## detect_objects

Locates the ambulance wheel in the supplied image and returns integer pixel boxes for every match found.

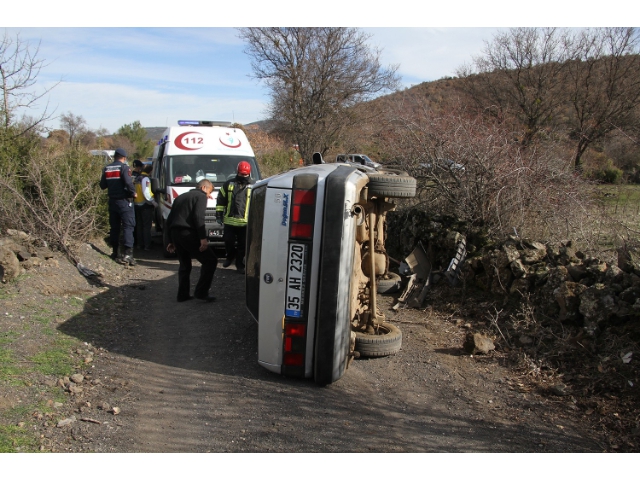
[355,323,402,357]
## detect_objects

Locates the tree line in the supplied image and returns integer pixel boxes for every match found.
[2,27,639,258]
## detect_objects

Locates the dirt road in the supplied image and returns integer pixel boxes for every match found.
[57,245,603,452]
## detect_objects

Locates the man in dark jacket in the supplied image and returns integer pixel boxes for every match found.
[165,179,218,302]
[100,147,137,266]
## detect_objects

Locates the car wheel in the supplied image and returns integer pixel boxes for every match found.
[355,323,402,357]
[367,172,416,198]
[377,272,402,294]
[162,226,176,259]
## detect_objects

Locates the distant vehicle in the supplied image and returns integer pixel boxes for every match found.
[336,153,381,169]
[149,120,261,255]
[90,150,115,163]
[419,159,465,173]
[246,158,417,385]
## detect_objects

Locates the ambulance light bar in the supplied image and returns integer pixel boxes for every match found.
[178,120,233,127]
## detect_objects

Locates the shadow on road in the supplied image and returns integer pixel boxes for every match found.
[57,246,602,452]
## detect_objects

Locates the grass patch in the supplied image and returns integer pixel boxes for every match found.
[598,184,640,218]
[28,336,76,377]
[0,424,38,453]
[0,347,22,377]
[0,331,20,346]
[33,315,52,325]
[68,297,85,308]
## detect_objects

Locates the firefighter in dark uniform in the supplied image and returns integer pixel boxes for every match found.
[100,147,137,266]
[165,179,218,303]
[216,161,252,274]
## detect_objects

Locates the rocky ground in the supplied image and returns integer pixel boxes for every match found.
[0,230,637,453]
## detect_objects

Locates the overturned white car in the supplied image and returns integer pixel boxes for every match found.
[245,156,416,385]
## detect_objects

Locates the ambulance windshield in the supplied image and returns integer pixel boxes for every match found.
[167,155,259,186]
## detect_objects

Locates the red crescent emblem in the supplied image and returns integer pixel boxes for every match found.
[175,132,202,151]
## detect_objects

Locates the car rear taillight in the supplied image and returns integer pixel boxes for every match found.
[289,175,317,241]
[283,321,306,370]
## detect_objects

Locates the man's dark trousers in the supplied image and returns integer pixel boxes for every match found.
[109,198,135,251]
[171,228,218,300]
[223,225,246,269]
[135,204,154,249]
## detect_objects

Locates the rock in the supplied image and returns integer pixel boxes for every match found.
[502,243,521,263]
[68,385,83,395]
[70,374,84,384]
[6,229,29,240]
[558,242,579,265]
[16,250,31,261]
[510,277,531,296]
[554,281,588,323]
[463,332,495,355]
[0,246,20,283]
[605,264,625,284]
[111,406,121,415]
[518,335,534,345]
[619,286,640,304]
[57,416,77,427]
[579,284,618,336]
[46,258,59,268]
[567,264,587,282]
[617,244,640,275]
[98,402,110,411]
[22,257,43,270]
[522,244,547,264]
[550,383,570,396]
[510,259,527,278]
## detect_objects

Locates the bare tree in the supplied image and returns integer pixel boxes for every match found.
[0,147,106,263]
[458,27,640,170]
[60,111,88,146]
[564,27,640,170]
[0,31,56,134]
[238,27,400,163]
[457,27,571,147]
[380,96,593,242]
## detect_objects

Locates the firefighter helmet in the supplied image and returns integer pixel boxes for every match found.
[237,161,251,176]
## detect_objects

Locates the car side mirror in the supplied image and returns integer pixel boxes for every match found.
[312,152,324,164]
[150,178,165,195]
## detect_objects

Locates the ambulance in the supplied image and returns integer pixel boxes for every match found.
[149,120,261,255]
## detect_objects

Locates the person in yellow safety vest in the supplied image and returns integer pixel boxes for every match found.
[133,165,157,251]
[216,161,252,274]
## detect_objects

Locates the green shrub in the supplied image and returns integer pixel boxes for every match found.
[587,163,624,184]
[257,148,300,178]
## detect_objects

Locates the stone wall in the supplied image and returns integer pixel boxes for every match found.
[387,209,640,338]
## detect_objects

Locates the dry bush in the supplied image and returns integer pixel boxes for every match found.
[245,125,300,177]
[379,99,598,245]
[0,144,107,262]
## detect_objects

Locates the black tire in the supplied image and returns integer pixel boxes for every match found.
[162,226,176,258]
[367,172,416,198]
[377,272,402,294]
[355,323,402,357]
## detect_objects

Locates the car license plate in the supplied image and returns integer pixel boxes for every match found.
[285,243,307,318]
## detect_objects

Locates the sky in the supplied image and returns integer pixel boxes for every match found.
[3,2,633,135]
